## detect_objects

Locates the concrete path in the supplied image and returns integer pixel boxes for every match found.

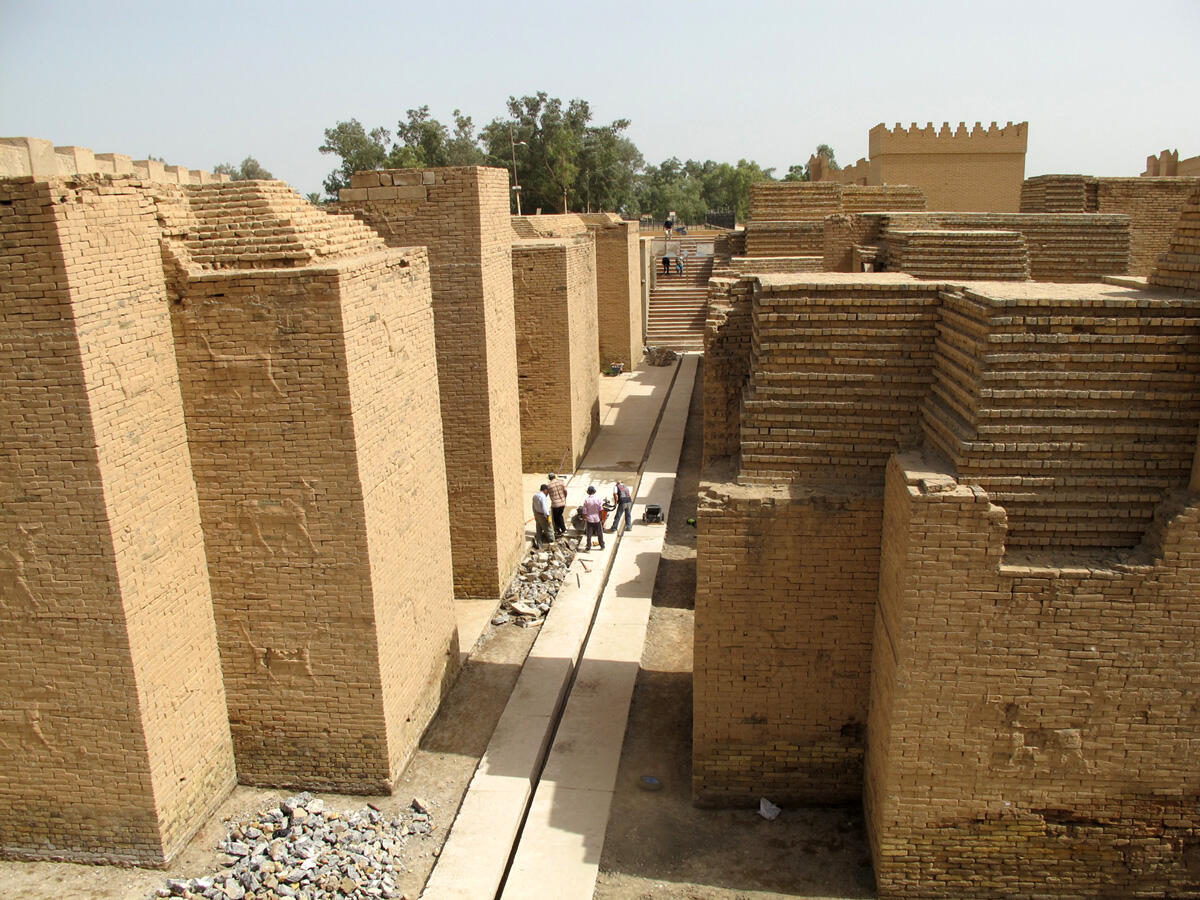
[500,354,697,899]
[423,358,691,900]
[454,363,678,663]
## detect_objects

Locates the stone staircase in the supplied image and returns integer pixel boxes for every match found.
[646,242,713,351]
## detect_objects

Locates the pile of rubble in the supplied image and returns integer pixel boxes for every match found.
[643,346,680,366]
[152,793,434,900]
[492,539,576,627]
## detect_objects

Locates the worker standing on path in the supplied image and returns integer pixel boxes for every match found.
[610,481,633,533]
[547,473,568,538]
[581,486,606,551]
[532,484,553,548]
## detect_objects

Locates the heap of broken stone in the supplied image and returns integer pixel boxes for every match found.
[151,793,434,900]
[493,539,576,627]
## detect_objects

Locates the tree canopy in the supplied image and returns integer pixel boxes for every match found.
[213,156,273,181]
[316,94,840,224]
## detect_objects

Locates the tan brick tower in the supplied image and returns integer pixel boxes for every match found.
[162,180,458,791]
[338,167,525,597]
[0,175,235,864]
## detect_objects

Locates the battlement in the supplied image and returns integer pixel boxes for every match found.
[869,121,1028,156]
[0,136,229,184]
[1143,147,1200,177]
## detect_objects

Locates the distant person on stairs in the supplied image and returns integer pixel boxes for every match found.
[675,253,684,275]
[663,217,673,238]
[662,251,671,276]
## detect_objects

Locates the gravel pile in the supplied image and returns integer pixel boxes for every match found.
[492,539,576,627]
[152,793,434,900]
[643,346,680,366]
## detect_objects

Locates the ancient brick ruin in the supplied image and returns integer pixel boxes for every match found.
[0,143,640,866]
[3,123,1199,898]
[696,182,1200,895]
[816,121,1030,213]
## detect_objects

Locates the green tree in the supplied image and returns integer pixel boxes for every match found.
[481,92,635,214]
[392,106,486,168]
[213,156,273,181]
[318,119,393,197]
[789,143,841,181]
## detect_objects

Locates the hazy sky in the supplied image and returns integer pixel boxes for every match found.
[2,0,1198,198]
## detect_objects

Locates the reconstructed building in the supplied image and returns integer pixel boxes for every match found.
[511,235,600,471]
[161,181,458,792]
[337,167,526,598]
[1,147,473,863]
[0,174,236,864]
[814,122,1029,213]
[1144,148,1200,178]
[1022,173,1200,274]
[696,193,1200,895]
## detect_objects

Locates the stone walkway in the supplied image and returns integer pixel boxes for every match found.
[424,356,698,899]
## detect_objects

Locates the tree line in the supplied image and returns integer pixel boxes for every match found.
[313,93,840,223]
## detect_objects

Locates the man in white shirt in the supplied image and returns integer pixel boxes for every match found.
[532,484,554,548]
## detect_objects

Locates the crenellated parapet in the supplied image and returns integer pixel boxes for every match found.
[0,136,229,184]
[868,120,1028,157]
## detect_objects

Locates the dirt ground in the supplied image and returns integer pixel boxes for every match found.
[594,361,877,900]
[0,357,878,899]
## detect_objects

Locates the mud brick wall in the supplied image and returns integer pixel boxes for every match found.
[581,213,642,370]
[0,176,235,864]
[728,255,823,275]
[739,275,941,486]
[338,167,524,597]
[867,211,1130,281]
[0,135,226,184]
[1150,185,1200,294]
[823,214,882,272]
[868,121,1028,213]
[840,185,926,213]
[743,220,824,257]
[1022,175,1200,274]
[1098,177,1200,274]
[702,277,754,466]
[1144,149,1200,178]
[881,229,1030,281]
[511,237,600,471]
[749,182,844,220]
[867,451,1200,898]
[170,238,456,792]
[748,183,926,222]
[693,482,881,805]
[1020,174,1095,214]
[922,282,1200,549]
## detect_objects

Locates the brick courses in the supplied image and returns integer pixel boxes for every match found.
[338,167,525,598]
[867,122,1028,212]
[511,236,600,471]
[922,281,1200,549]
[165,180,457,791]
[0,176,235,864]
[1149,185,1200,295]
[697,260,1200,894]
[580,213,642,370]
[867,451,1200,897]
[865,211,1131,281]
[1022,174,1200,274]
